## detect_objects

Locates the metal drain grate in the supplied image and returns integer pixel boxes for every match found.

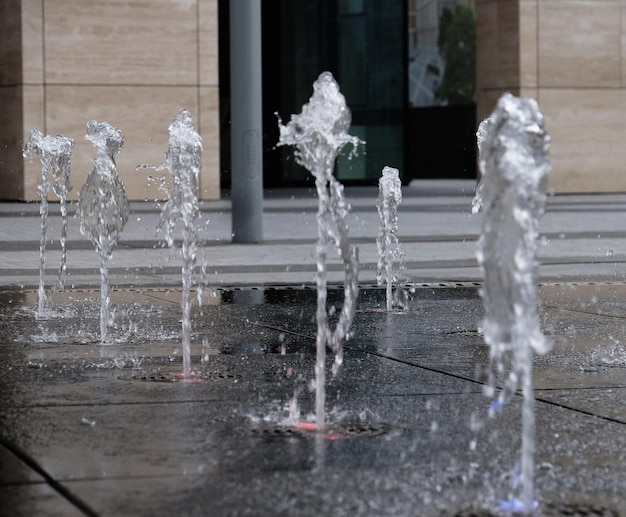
[118,368,242,383]
[447,503,620,517]
[246,426,306,438]
[8,280,626,299]
[543,503,620,517]
[448,511,498,517]
[204,370,243,381]
[244,421,399,440]
[335,422,395,438]
[118,372,180,382]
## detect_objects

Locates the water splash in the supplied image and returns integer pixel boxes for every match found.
[376,166,407,311]
[23,129,75,317]
[277,71,362,431]
[474,93,552,513]
[471,117,491,215]
[156,109,202,379]
[77,120,129,343]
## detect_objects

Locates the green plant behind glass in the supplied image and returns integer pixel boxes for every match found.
[436,5,476,105]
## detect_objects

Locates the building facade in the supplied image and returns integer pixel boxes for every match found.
[476,0,626,193]
[1,0,626,200]
[0,0,220,201]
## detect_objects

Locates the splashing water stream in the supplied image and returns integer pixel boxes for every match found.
[474,93,552,513]
[277,72,362,431]
[156,110,202,379]
[23,130,75,317]
[77,121,129,342]
[471,117,491,216]
[376,166,406,311]
[50,138,74,292]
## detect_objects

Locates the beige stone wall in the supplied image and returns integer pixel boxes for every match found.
[7,1,626,196]
[477,0,626,193]
[0,1,25,200]
[476,0,520,121]
[1,0,220,201]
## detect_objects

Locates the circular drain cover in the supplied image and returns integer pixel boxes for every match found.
[543,503,620,517]
[448,503,619,517]
[247,426,305,438]
[118,372,180,382]
[118,368,242,383]
[204,370,243,381]
[336,422,394,437]
[244,421,400,440]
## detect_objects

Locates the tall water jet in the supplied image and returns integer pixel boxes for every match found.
[471,117,491,215]
[376,166,406,311]
[51,138,74,293]
[277,71,362,431]
[77,121,129,342]
[474,93,552,513]
[23,130,75,316]
[156,109,202,379]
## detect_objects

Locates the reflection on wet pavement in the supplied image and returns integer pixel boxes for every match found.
[0,283,624,516]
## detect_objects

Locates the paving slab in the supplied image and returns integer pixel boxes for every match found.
[0,443,44,484]
[0,284,625,516]
[2,185,626,515]
[0,483,85,517]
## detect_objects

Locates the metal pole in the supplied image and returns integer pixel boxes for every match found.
[229,0,263,243]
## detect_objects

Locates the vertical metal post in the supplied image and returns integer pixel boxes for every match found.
[230,0,263,243]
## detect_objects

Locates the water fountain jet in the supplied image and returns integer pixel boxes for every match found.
[77,120,129,343]
[377,166,406,311]
[23,129,75,317]
[277,71,362,431]
[155,109,202,379]
[474,93,552,513]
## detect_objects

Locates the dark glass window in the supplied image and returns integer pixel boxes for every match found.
[262,0,406,186]
[219,0,475,188]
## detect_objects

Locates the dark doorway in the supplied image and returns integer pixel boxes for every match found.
[262,1,406,187]
[220,0,406,188]
[219,0,476,188]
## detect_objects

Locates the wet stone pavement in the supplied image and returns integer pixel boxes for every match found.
[0,284,624,516]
